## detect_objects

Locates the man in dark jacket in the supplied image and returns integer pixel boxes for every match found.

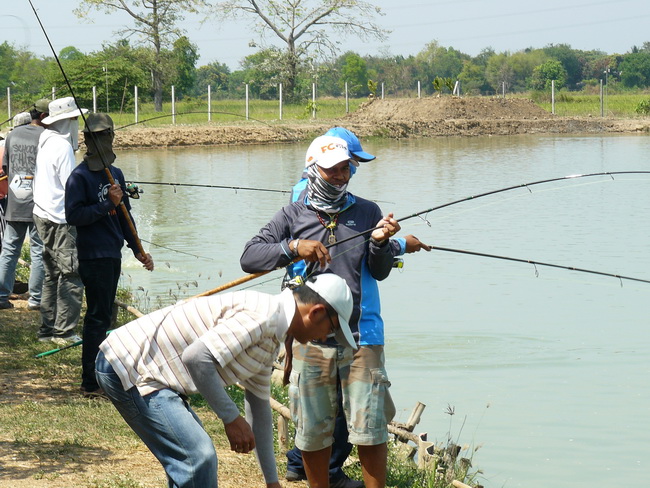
[65,113,153,398]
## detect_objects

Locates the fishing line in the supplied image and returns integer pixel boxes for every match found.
[131,181,395,204]
[28,0,148,259]
[139,238,215,261]
[116,111,296,139]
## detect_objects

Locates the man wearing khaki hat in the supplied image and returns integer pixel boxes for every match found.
[33,97,86,345]
[65,113,154,398]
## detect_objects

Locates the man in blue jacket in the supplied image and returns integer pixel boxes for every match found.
[65,113,153,398]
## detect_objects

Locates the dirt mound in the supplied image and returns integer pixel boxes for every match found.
[349,96,554,122]
[108,98,649,149]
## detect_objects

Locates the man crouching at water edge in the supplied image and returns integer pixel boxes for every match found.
[95,273,356,488]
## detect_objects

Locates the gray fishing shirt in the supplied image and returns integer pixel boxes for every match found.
[240,194,399,345]
[2,124,43,221]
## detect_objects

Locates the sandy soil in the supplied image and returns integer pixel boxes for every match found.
[111,97,650,149]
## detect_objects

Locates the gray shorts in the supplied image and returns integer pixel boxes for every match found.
[289,342,395,451]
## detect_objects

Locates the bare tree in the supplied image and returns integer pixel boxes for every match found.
[211,0,388,99]
[75,0,208,111]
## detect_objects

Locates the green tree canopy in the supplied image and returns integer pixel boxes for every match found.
[171,36,199,98]
[339,52,369,96]
[542,44,582,89]
[76,0,209,111]
[194,61,231,97]
[620,51,650,88]
[530,59,568,90]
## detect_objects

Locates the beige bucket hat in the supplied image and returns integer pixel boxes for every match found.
[42,97,88,125]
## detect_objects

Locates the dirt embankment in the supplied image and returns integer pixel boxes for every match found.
[112,97,650,149]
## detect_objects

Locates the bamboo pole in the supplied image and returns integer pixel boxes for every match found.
[114,300,144,318]
[191,270,273,298]
[451,480,473,488]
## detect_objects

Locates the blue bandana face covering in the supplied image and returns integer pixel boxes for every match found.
[306,164,349,214]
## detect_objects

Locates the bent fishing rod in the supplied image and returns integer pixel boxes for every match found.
[28,0,148,261]
[195,170,650,296]
[331,170,650,249]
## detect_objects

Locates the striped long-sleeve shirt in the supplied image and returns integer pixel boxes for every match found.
[100,289,293,400]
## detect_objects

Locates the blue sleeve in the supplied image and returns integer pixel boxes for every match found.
[291,179,307,203]
[392,237,406,256]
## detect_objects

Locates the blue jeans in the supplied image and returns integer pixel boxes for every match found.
[0,220,44,305]
[95,351,218,488]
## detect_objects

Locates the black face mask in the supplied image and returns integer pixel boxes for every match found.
[83,131,116,171]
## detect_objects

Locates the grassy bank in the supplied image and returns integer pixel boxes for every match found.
[530,91,650,117]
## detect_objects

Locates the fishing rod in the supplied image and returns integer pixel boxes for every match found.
[131,181,395,205]
[429,245,650,285]
[28,0,149,261]
[33,172,649,357]
[34,338,83,359]
[133,180,290,195]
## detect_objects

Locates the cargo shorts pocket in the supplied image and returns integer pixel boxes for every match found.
[369,368,396,428]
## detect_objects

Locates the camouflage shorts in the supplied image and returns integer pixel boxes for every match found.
[289,342,395,451]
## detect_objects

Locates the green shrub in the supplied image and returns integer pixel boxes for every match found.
[634,99,650,115]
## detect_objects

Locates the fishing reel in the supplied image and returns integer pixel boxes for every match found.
[282,275,305,290]
[392,258,404,269]
[126,182,143,199]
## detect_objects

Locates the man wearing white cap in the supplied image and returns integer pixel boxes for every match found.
[241,135,401,488]
[282,129,431,487]
[96,273,356,488]
[33,97,86,344]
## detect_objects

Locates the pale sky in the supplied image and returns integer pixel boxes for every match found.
[2,0,649,71]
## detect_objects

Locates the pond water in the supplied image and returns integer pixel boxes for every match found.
[113,133,650,488]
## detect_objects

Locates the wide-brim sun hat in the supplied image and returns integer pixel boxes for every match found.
[42,97,88,125]
[325,127,375,162]
[304,135,358,169]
